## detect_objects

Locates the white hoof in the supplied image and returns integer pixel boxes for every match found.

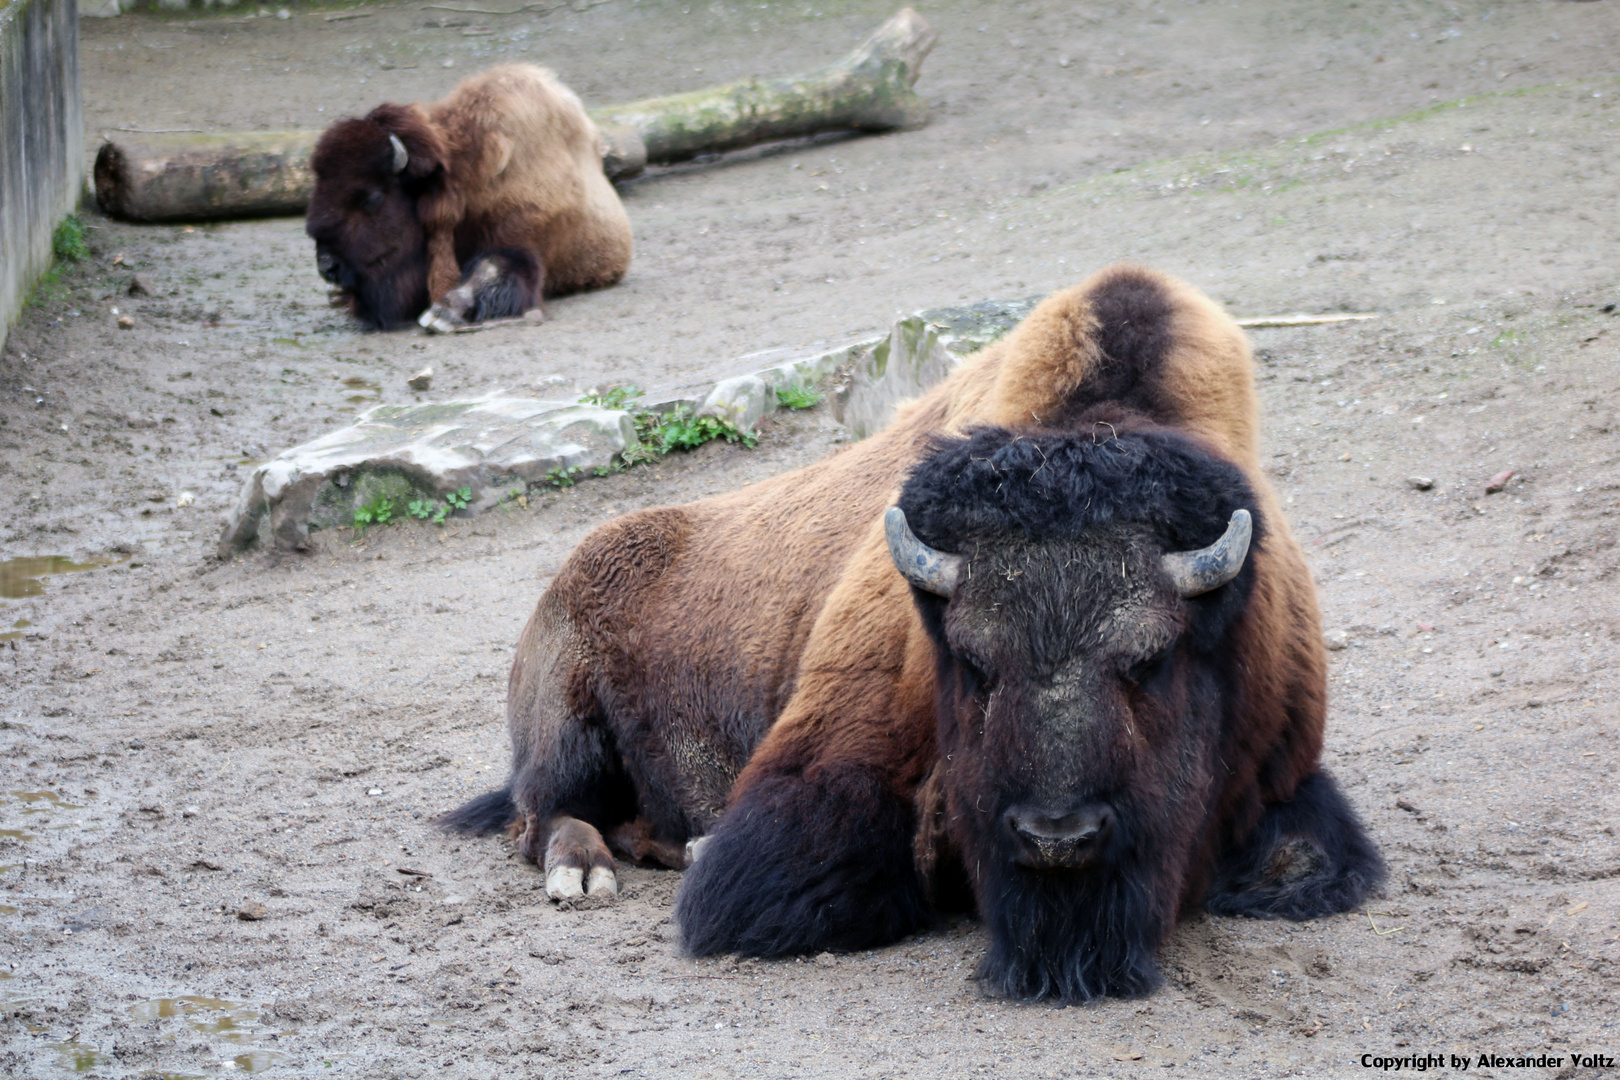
[418,307,461,335]
[545,865,585,900]
[685,835,712,865]
[585,866,619,897]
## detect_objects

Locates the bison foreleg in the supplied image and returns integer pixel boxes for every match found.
[419,249,544,333]
[674,764,929,957]
[1204,770,1386,920]
[535,815,619,900]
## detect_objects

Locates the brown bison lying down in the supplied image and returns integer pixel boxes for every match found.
[443,264,1383,1001]
[306,64,632,332]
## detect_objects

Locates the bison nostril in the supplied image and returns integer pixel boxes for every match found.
[1006,803,1115,865]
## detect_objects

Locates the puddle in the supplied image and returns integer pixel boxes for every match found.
[1,617,30,643]
[340,375,382,406]
[231,1051,280,1073]
[128,997,283,1060]
[13,791,86,814]
[0,905,16,916]
[51,1039,109,1072]
[0,829,36,843]
[0,556,124,600]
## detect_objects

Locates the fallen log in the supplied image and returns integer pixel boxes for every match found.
[93,7,936,223]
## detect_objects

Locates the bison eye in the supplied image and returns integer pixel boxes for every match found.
[955,653,994,693]
[1123,645,1175,690]
[362,189,385,211]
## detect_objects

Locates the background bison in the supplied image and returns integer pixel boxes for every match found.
[305,64,632,331]
[444,263,1383,1001]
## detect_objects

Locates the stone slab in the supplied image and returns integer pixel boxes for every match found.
[218,300,1034,555]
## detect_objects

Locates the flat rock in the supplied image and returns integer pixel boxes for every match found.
[219,301,1032,555]
[218,396,637,554]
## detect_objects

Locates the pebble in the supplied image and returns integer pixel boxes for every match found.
[1407,476,1434,491]
[1325,630,1350,651]
[237,902,269,921]
[127,273,152,296]
[176,491,195,508]
[182,805,201,818]
[117,315,134,330]
[406,367,433,391]
[1485,469,1514,494]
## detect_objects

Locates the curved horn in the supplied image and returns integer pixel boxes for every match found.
[389,133,409,174]
[884,507,962,598]
[1161,509,1252,598]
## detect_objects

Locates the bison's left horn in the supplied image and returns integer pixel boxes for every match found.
[1161,509,1252,598]
[389,134,409,174]
[885,507,962,598]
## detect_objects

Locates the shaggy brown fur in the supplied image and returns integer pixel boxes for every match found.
[443,265,1363,990]
[306,64,632,331]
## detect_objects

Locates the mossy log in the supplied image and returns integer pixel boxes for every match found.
[93,7,936,224]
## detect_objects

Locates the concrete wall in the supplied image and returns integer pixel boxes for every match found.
[0,0,84,355]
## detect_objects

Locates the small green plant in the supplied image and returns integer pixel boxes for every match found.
[580,384,643,410]
[545,467,582,488]
[353,494,395,529]
[52,215,89,263]
[775,384,825,410]
[406,498,435,520]
[445,486,472,511]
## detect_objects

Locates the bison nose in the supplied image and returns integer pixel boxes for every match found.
[315,247,339,283]
[1005,802,1115,869]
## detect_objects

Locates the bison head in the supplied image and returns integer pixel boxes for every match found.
[306,105,446,330]
[892,422,1261,1001]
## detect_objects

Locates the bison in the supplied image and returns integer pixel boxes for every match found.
[305,64,632,332]
[442,264,1384,1001]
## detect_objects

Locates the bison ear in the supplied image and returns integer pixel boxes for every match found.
[367,104,447,185]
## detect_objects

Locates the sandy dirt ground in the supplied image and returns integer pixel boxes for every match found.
[3,0,1620,1076]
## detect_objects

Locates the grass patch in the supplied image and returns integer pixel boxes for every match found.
[52,215,89,263]
[775,384,825,410]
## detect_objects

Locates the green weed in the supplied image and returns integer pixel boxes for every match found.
[52,215,89,263]
[580,384,643,410]
[544,466,581,488]
[353,494,395,529]
[775,384,825,410]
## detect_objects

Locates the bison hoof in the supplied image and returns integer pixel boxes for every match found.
[546,864,585,899]
[418,305,465,335]
[684,835,712,865]
[542,815,619,901]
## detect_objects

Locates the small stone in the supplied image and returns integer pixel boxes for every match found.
[237,902,269,921]
[367,788,384,796]
[1338,452,1352,462]
[522,308,546,323]
[176,491,196,508]
[1485,469,1514,494]
[276,7,290,18]
[1407,476,1434,491]
[182,805,201,818]
[127,273,152,296]
[1396,798,1420,814]
[1324,629,1350,651]
[406,367,433,391]
[117,315,135,330]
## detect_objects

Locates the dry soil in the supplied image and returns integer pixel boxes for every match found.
[2,1,1619,1077]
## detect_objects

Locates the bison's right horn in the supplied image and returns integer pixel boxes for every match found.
[389,134,409,174]
[1161,509,1252,598]
[885,507,962,598]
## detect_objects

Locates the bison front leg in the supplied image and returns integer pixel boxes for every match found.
[521,814,619,899]
[1204,770,1385,920]
[419,249,544,333]
[674,764,929,956]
